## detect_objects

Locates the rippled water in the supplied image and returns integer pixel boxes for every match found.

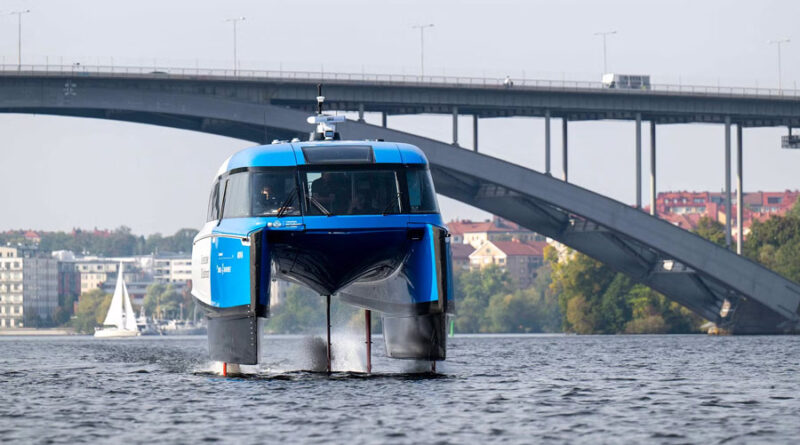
[1,334,798,444]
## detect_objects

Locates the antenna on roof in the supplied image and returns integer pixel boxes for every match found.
[317,84,324,115]
[307,84,344,141]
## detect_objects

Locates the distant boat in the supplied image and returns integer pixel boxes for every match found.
[136,306,160,336]
[94,263,140,338]
[158,319,207,336]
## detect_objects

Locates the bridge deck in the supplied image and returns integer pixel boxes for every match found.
[3,68,800,126]
[2,72,800,332]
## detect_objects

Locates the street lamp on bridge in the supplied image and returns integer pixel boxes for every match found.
[225,16,246,75]
[594,30,617,74]
[768,37,790,91]
[412,23,434,79]
[8,9,31,70]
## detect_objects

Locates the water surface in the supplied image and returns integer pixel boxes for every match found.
[0,334,798,444]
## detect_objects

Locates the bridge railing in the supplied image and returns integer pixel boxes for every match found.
[1,63,798,99]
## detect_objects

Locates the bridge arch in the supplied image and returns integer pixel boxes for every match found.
[2,76,799,333]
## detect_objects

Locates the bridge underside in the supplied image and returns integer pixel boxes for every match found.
[430,165,793,332]
[0,107,301,144]
[2,82,799,334]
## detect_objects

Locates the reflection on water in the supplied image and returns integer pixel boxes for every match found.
[0,334,798,443]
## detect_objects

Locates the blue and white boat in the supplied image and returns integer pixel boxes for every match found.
[191,94,453,373]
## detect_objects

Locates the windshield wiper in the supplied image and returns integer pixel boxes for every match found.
[381,193,402,215]
[276,188,298,218]
[307,196,331,216]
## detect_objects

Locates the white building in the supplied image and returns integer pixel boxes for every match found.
[153,255,192,283]
[168,258,192,283]
[448,217,545,249]
[0,247,58,328]
[75,259,119,294]
[468,240,547,289]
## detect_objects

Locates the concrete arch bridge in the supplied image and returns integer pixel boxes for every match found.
[2,69,799,333]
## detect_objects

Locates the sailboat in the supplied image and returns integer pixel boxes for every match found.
[94,263,140,338]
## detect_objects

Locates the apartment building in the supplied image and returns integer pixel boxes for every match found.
[0,247,58,328]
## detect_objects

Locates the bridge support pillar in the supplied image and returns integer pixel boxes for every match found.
[545,110,551,175]
[452,107,459,146]
[725,116,732,250]
[650,121,656,216]
[736,124,743,255]
[562,118,568,182]
[381,112,387,128]
[635,113,642,209]
[473,114,479,152]
[358,104,365,122]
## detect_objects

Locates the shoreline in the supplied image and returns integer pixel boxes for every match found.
[0,328,78,336]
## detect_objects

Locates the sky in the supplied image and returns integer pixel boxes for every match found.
[0,0,799,235]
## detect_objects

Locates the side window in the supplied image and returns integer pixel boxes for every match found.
[206,180,220,221]
[222,173,251,219]
[406,169,439,213]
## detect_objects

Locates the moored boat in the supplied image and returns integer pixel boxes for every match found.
[94,263,140,338]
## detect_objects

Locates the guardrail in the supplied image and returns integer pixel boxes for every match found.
[1,63,798,98]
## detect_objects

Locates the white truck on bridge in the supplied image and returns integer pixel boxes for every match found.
[602,73,651,90]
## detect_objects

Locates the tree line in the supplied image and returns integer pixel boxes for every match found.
[1,226,197,256]
[25,200,800,334]
[266,201,800,335]
[71,283,194,334]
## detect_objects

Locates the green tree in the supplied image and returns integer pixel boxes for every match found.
[486,291,537,332]
[50,292,79,327]
[453,265,513,332]
[266,285,325,333]
[484,264,561,333]
[565,295,594,334]
[72,289,112,334]
[694,216,727,247]
[549,250,616,333]
[143,283,184,319]
[52,306,72,326]
[623,284,702,334]
[744,215,800,283]
[547,246,702,334]
[145,228,198,254]
[23,308,44,328]
[530,264,562,332]
[20,226,198,257]
[788,199,800,219]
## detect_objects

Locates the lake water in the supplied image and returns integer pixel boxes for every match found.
[0,334,798,444]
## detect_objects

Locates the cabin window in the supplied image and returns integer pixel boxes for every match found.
[251,171,300,216]
[302,145,374,164]
[222,172,251,219]
[206,180,221,221]
[406,168,439,213]
[302,169,401,215]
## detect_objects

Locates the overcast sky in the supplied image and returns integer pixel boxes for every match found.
[1,0,799,235]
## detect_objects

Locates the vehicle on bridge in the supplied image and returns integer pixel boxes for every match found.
[191,104,453,375]
[781,133,800,149]
[601,73,651,90]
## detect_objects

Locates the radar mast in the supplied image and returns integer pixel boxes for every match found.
[307,84,345,141]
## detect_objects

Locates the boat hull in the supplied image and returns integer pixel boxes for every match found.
[93,328,140,338]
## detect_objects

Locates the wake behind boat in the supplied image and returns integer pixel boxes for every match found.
[94,263,140,338]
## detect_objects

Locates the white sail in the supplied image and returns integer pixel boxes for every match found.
[102,263,138,332]
[121,277,138,331]
[103,263,125,328]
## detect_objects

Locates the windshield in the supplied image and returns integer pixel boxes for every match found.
[303,169,401,216]
[251,170,300,216]
[216,166,438,220]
